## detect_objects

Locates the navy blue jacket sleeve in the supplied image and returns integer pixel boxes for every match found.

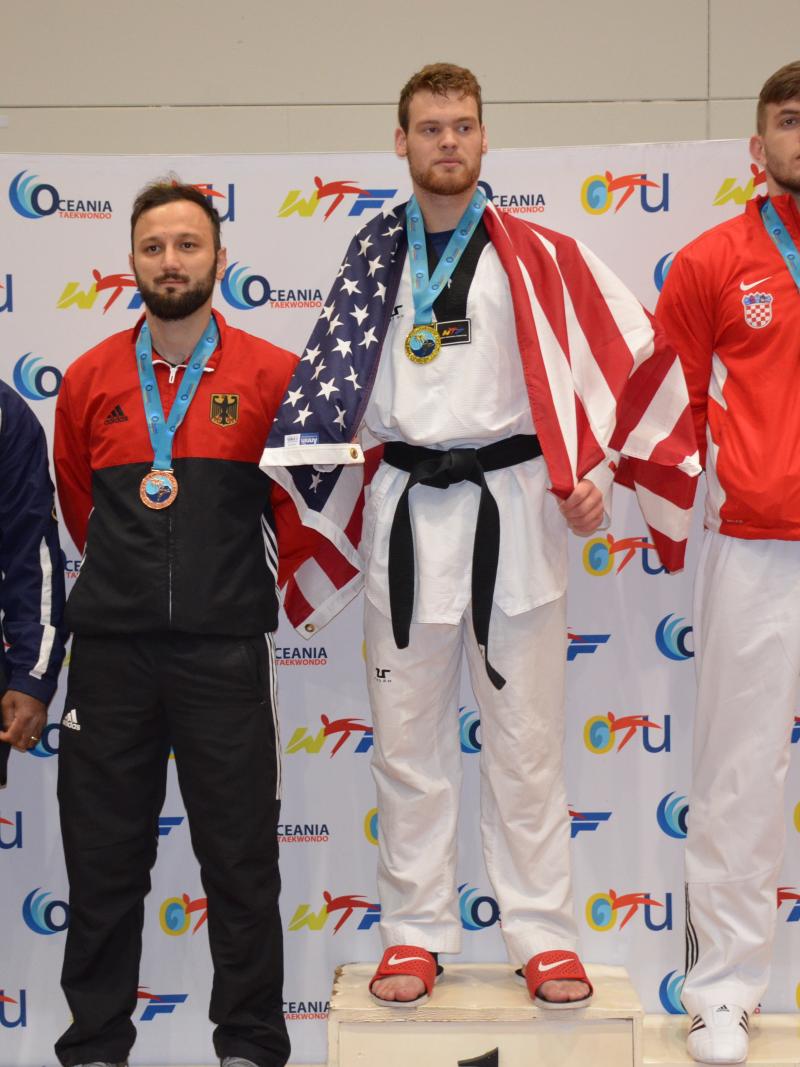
[0,381,67,704]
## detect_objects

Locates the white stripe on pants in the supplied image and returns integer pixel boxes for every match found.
[364,593,578,965]
[682,531,800,1016]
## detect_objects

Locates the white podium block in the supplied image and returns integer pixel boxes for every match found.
[644,1013,800,1066]
[327,963,643,1067]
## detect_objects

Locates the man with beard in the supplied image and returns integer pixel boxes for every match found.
[261,64,699,1009]
[53,181,315,1067]
[656,61,800,1065]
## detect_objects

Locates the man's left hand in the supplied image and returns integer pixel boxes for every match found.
[559,479,604,535]
[0,691,48,753]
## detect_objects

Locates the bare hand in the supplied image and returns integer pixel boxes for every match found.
[0,690,48,753]
[559,479,604,536]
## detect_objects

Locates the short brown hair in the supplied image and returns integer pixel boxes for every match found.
[130,178,221,252]
[757,61,800,133]
[398,63,483,132]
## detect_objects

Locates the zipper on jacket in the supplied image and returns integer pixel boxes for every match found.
[167,509,173,624]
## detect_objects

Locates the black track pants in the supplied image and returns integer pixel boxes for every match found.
[55,632,289,1067]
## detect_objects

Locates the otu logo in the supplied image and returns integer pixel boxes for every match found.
[586,889,672,932]
[363,807,378,846]
[0,812,23,850]
[0,990,26,1028]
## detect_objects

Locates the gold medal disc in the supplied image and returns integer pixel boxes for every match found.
[405,324,441,365]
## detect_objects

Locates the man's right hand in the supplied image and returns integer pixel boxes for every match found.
[0,690,48,753]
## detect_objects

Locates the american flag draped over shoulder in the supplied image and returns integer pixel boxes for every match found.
[262,200,701,633]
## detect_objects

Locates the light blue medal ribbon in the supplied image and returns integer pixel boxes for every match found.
[761,198,800,291]
[135,315,219,509]
[404,189,486,364]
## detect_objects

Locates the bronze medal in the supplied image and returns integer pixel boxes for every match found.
[140,470,178,510]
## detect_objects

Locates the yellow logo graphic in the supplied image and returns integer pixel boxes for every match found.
[210,393,239,427]
[712,165,766,207]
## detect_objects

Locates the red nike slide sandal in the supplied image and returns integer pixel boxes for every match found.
[369,944,441,1008]
[517,949,593,1010]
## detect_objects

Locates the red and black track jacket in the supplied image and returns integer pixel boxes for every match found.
[55,310,317,636]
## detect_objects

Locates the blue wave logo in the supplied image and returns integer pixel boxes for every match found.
[22,888,69,934]
[658,970,686,1014]
[458,883,500,931]
[221,262,271,310]
[584,715,613,753]
[656,792,689,839]
[13,353,62,400]
[161,899,188,933]
[588,892,614,928]
[654,252,674,292]
[583,175,611,213]
[364,807,378,846]
[655,613,693,661]
[584,538,612,574]
[459,706,481,753]
[26,722,60,757]
[9,170,58,219]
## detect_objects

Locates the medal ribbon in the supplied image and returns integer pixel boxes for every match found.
[406,188,486,325]
[135,315,219,472]
[761,199,800,291]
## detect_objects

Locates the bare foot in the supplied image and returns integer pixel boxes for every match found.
[536,978,591,1003]
[371,974,426,1002]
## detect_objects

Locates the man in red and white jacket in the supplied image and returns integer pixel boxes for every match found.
[657,61,800,1066]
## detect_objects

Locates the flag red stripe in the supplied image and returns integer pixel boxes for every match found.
[484,208,576,496]
[521,221,635,398]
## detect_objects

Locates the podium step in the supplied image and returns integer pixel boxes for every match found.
[643,1013,800,1066]
[328,962,642,1067]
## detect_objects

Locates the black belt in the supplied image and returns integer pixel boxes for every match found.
[384,433,543,691]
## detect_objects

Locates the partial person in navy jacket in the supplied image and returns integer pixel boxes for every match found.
[0,377,66,786]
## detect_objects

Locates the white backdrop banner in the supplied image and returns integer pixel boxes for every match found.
[1,142,797,1067]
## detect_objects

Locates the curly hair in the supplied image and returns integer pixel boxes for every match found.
[398,63,482,132]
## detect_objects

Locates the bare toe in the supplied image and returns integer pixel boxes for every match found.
[372,975,426,1002]
[537,978,591,1003]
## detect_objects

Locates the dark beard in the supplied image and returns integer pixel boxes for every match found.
[408,157,481,197]
[134,263,216,321]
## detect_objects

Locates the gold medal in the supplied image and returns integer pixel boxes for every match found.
[140,470,178,509]
[405,324,441,365]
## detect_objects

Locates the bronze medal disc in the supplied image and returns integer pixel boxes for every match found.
[140,470,178,509]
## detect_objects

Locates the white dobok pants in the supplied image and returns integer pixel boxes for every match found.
[683,531,800,1016]
[364,594,578,965]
